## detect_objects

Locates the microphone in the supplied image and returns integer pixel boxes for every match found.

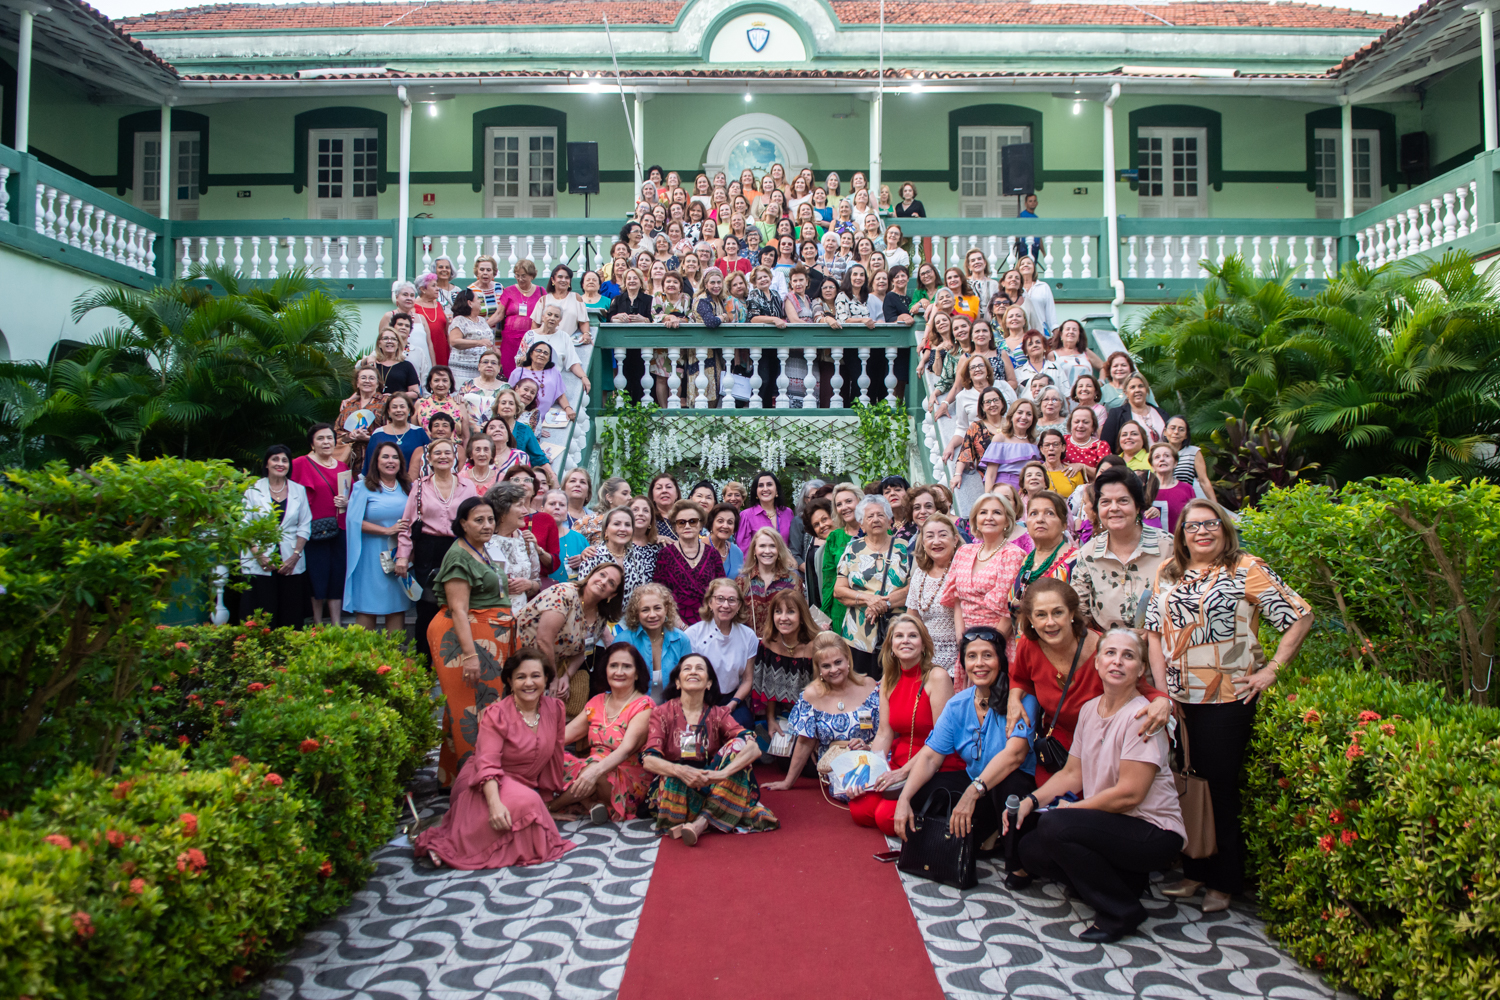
[1004,793,1023,870]
[1005,794,1021,833]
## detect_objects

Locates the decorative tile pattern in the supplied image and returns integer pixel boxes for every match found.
[259,817,659,1000]
[894,849,1357,1000]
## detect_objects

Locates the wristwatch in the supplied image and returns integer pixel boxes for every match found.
[1026,793,1040,811]
[970,778,988,795]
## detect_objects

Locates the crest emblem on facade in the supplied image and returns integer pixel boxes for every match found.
[747,22,770,52]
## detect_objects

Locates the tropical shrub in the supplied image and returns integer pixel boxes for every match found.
[0,457,277,807]
[1246,667,1500,1000]
[1240,478,1500,705]
[0,747,325,1000]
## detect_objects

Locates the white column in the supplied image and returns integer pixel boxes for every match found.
[633,94,646,197]
[1341,101,1355,219]
[14,7,46,153]
[1484,6,1499,151]
[397,86,413,281]
[869,91,883,204]
[159,103,172,221]
[1102,83,1123,328]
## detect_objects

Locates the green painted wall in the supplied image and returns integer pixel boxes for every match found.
[1421,61,1482,173]
[0,244,125,362]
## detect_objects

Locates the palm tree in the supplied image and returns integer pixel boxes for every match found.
[0,267,355,467]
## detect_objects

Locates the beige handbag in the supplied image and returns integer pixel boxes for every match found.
[1171,708,1218,860]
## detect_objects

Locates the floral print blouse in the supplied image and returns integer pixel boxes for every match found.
[836,537,912,653]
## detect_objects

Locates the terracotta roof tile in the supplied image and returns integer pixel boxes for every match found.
[1328,0,1443,75]
[119,1,1397,34]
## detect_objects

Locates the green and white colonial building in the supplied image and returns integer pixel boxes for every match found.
[3,0,1500,479]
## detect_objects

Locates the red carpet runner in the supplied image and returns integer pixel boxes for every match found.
[616,771,945,1000]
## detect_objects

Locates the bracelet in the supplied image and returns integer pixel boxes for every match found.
[462,652,479,662]
[1026,793,1040,811]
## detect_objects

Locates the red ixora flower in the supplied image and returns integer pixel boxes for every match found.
[180,813,198,836]
[318,860,333,877]
[105,830,124,849]
[1346,743,1366,761]
[44,834,72,850]
[376,665,392,675]
[129,878,146,894]
[1358,710,1382,722]
[150,685,163,693]
[1286,693,1298,702]
[1340,829,1358,846]
[1329,809,1345,825]
[263,773,284,787]
[177,735,191,746]
[247,682,267,693]
[174,642,190,650]
[72,911,95,938]
[176,848,207,874]
[1277,778,1290,790]
[214,700,226,707]
[299,738,321,754]
[1319,834,1336,853]
[111,781,133,800]
[1302,709,1322,725]
[1381,723,1396,737]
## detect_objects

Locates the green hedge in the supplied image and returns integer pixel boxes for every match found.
[0,747,324,1000]
[2,624,440,998]
[1247,661,1500,1000]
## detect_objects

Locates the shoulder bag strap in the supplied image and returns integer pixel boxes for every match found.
[1039,636,1087,741]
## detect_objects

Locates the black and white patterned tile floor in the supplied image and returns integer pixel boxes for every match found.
[895,850,1356,1000]
[259,819,660,1000]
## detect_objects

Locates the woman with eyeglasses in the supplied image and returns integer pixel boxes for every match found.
[683,578,759,727]
[1145,499,1313,915]
[651,500,725,628]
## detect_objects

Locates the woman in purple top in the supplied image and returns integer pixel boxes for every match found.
[734,471,794,551]
[508,342,571,424]
[981,398,1042,493]
[1145,441,1196,533]
[497,259,544,374]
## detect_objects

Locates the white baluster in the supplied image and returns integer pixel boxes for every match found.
[1231,235,1243,267]
[666,347,682,409]
[232,236,244,275]
[299,235,312,273]
[316,237,330,276]
[1372,223,1386,266]
[0,166,10,222]
[179,235,191,276]
[1282,237,1295,275]
[335,236,348,278]
[454,236,468,278]
[93,208,109,258]
[1442,192,1458,243]
[421,236,433,274]
[1079,236,1091,279]
[1159,237,1173,280]
[1143,235,1156,279]
[949,235,960,271]
[693,351,709,408]
[884,348,899,408]
[1322,237,1335,278]
[1457,185,1472,238]
[143,230,156,274]
[267,237,281,279]
[613,347,628,395]
[1060,236,1073,279]
[63,196,80,247]
[490,235,504,265]
[747,348,763,408]
[1407,208,1421,256]
[773,348,791,409]
[355,237,368,278]
[1041,236,1055,279]
[32,183,44,234]
[374,238,386,279]
[1197,236,1210,277]
[830,348,845,408]
[1126,236,1138,278]
[803,351,817,410]
[1215,235,1226,267]
[135,224,149,270]
[1304,236,1316,279]
[1250,236,1263,277]
[638,350,654,404]
[1267,236,1280,274]
[1417,203,1432,252]
[245,236,259,278]
[857,348,872,405]
[1428,198,1444,249]
[122,218,137,265]
[210,235,223,269]
[719,361,734,409]
[77,205,93,256]
[42,187,58,238]
[1354,230,1367,266]
[1385,217,1399,262]
[986,236,1000,278]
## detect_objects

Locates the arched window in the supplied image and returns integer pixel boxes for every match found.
[702,113,809,180]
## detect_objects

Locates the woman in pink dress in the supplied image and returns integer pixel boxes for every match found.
[497,259,545,374]
[553,642,655,823]
[940,492,1026,688]
[415,648,576,869]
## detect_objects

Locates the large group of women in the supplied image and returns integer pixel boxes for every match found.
[235,164,1315,944]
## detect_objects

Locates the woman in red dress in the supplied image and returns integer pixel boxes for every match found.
[415,648,575,869]
[846,614,967,834]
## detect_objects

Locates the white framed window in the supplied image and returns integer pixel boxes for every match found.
[486,127,557,218]
[308,129,379,220]
[958,125,1032,218]
[1313,128,1380,219]
[134,131,200,220]
[1137,127,1207,218]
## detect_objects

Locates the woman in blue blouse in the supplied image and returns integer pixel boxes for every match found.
[892,625,1040,884]
[763,632,880,790]
[614,582,693,704]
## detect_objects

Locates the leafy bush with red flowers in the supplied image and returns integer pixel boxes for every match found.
[0,747,325,1000]
[1247,658,1500,999]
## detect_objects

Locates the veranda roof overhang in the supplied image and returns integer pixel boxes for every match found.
[1333,0,1498,103]
[0,0,176,104]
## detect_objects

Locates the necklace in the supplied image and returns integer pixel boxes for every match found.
[516,703,541,729]
[974,541,1002,565]
[915,564,950,614]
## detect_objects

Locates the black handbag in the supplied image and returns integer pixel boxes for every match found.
[897,787,977,890]
[309,516,340,541]
[1034,637,1086,774]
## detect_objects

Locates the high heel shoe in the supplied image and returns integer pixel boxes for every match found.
[1160,878,1205,899]
[1004,871,1034,891]
[1201,889,1232,913]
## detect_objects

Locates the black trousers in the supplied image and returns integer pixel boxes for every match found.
[1019,809,1184,934]
[414,600,440,668]
[1179,699,1257,893]
[922,768,1037,855]
[849,646,882,680]
[238,573,308,631]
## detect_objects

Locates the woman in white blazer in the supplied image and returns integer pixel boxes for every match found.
[240,444,313,630]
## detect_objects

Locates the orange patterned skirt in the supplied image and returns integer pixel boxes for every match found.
[428,605,518,786]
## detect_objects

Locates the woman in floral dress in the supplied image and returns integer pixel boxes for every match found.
[553,642,655,823]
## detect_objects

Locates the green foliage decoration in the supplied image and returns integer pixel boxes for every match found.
[852,400,911,483]
[595,395,658,493]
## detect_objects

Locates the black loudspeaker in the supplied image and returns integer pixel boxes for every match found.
[1001,143,1035,196]
[1400,131,1429,186]
[567,141,599,194]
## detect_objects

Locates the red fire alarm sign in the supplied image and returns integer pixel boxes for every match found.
[422,193,436,205]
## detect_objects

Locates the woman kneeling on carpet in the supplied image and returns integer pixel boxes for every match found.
[844,614,967,834]
[892,626,1040,880]
[1006,628,1187,943]
[551,641,656,825]
[415,648,575,869]
[642,653,779,844]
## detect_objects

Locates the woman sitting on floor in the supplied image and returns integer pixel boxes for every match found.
[415,647,575,870]
[761,631,880,791]
[642,653,779,845]
[551,641,656,825]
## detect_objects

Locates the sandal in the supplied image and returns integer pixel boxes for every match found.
[680,826,699,847]
[588,803,610,826]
